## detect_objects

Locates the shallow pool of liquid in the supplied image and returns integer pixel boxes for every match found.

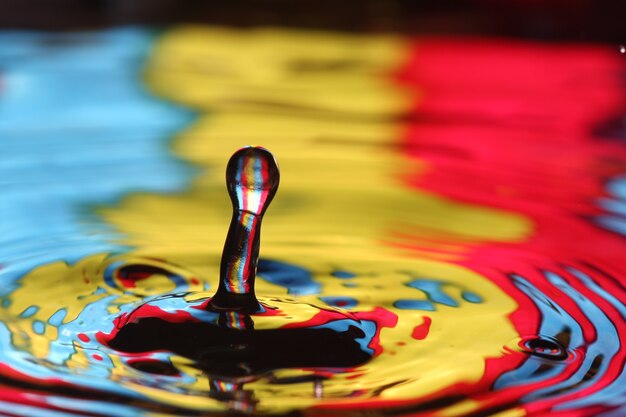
[0,26,625,416]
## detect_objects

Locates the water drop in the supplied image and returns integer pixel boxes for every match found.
[209,146,280,313]
[102,148,382,381]
[518,336,569,361]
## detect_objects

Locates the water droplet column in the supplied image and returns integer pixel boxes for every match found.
[208,147,280,313]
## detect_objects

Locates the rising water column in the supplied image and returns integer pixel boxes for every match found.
[208,146,280,313]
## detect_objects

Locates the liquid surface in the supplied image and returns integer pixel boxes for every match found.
[0,26,625,416]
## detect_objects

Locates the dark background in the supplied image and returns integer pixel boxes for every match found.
[0,0,624,43]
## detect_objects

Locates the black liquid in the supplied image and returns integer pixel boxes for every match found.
[108,316,373,377]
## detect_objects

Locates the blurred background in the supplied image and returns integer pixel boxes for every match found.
[1,0,624,42]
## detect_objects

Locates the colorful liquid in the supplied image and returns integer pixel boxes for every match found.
[0,26,625,416]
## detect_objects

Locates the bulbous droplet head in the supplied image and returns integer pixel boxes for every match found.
[226,146,280,216]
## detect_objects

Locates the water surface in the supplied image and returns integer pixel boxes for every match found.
[0,26,625,416]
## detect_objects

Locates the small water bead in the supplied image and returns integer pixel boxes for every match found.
[518,336,571,361]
